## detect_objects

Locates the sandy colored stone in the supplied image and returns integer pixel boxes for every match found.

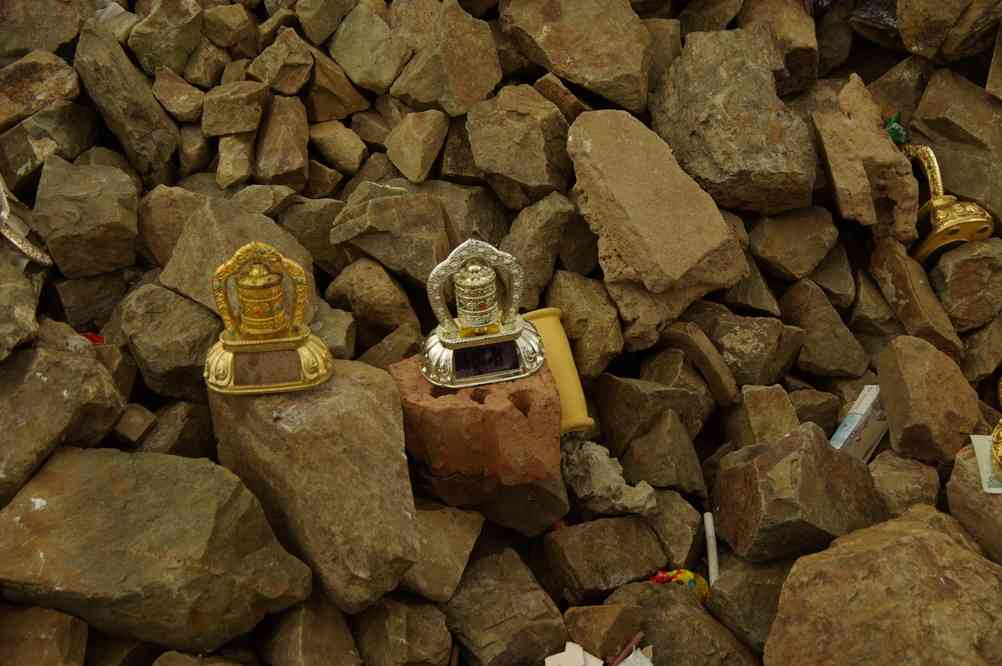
[661,320,739,406]
[764,505,1002,665]
[401,501,485,603]
[810,241,855,308]
[789,388,840,437]
[737,0,817,96]
[260,592,362,666]
[296,0,357,45]
[304,159,344,198]
[0,605,87,666]
[384,178,509,249]
[221,58,249,84]
[0,448,311,652]
[113,403,156,445]
[341,152,402,199]
[870,238,962,359]
[780,279,868,377]
[749,207,838,281]
[0,248,39,363]
[445,548,567,666]
[246,28,312,95]
[73,145,142,196]
[254,95,309,191]
[0,99,98,190]
[152,68,204,123]
[870,450,939,517]
[962,313,1002,382]
[308,301,356,360]
[499,192,575,310]
[706,554,794,654]
[621,410,706,498]
[939,0,1002,60]
[0,51,79,133]
[639,350,716,436]
[231,184,297,216]
[203,4,258,57]
[930,238,1002,333]
[896,0,968,59]
[500,0,652,113]
[119,284,221,401]
[643,489,704,569]
[564,604,644,664]
[137,401,214,458]
[357,322,422,369]
[354,596,452,666]
[544,270,623,378]
[310,120,367,174]
[849,268,903,336]
[211,360,418,613]
[304,46,370,122]
[277,196,348,274]
[330,0,412,95]
[217,132,254,188]
[947,446,1002,563]
[138,186,204,267]
[716,422,888,561]
[202,81,270,137]
[178,124,211,176]
[127,0,203,76]
[678,0,744,33]
[385,109,448,183]
[652,27,815,215]
[0,0,94,60]
[726,384,800,450]
[183,38,230,89]
[644,18,682,92]
[352,110,391,147]
[562,440,657,518]
[325,257,418,349]
[723,249,782,317]
[441,115,484,184]
[533,73,591,123]
[867,56,936,126]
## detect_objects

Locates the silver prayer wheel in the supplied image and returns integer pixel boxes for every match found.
[454,261,499,333]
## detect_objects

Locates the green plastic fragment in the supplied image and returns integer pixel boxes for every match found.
[884,113,909,145]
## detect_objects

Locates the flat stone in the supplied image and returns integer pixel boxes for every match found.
[210,360,419,613]
[112,403,156,445]
[533,73,592,123]
[0,51,79,133]
[564,605,644,664]
[870,450,939,517]
[544,271,624,379]
[0,448,311,651]
[246,28,312,95]
[309,120,367,174]
[947,446,1002,563]
[620,410,706,497]
[0,0,94,60]
[445,548,568,666]
[304,45,370,122]
[385,109,449,183]
[357,322,422,370]
[0,605,87,666]
[254,94,309,191]
[545,517,666,603]
[749,207,838,281]
[814,75,919,242]
[127,0,203,76]
[160,196,317,321]
[137,401,214,458]
[216,131,254,189]
[325,257,418,350]
[119,284,220,401]
[606,582,759,666]
[781,279,869,377]
[764,505,1002,664]
[930,238,1002,333]
[706,554,794,655]
[467,85,571,203]
[309,300,356,360]
[182,38,230,89]
[716,422,888,561]
[569,110,747,349]
[203,4,258,57]
[152,67,204,123]
[296,0,356,45]
[354,596,452,666]
[962,313,1002,382]
[562,440,657,518]
[726,384,801,450]
[201,81,270,137]
[330,0,412,95]
[260,593,363,666]
[661,321,739,406]
[652,27,814,215]
[401,501,484,603]
[789,388,840,437]
[870,238,963,360]
[643,489,704,569]
[500,0,651,113]
[500,192,575,310]
[0,100,98,190]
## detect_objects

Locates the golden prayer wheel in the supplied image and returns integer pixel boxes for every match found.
[204,241,333,395]
[905,144,994,265]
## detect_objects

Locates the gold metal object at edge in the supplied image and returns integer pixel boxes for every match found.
[905,144,994,264]
[991,418,1002,480]
[204,241,333,395]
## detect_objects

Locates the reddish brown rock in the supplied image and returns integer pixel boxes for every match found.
[780,279,869,377]
[0,605,87,666]
[0,51,79,133]
[947,446,1002,563]
[930,238,1002,333]
[564,604,644,663]
[870,450,940,517]
[706,554,794,654]
[737,0,817,96]
[533,73,592,123]
[749,207,838,281]
[401,501,485,603]
[789,388,841,437]
[725,384,800,450]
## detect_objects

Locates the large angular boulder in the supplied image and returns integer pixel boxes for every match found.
[716,423,888,561]
[0,448,311,652]
[354,596,452,666]
[260,593,362,666]
[382,178,508,249]
[765,505,1002,665]
[0,348,124,508]
[499,0,652,113]
[137,186,206,267]
[0,605,87,666]
[445,548,568,665]
[325,257,417,350]
[651,27,815,215]
[877,336,980,463]
[330,0,412,95]
[75,21,179,187]
[210,360,418,614]
[568,111,746,349]
[0,51,80,133]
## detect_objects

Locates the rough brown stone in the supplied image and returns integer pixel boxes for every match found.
[221,59,249,85]
[764,505,1002,665]
[569,111,747,349]
[644,18,682,93]
[325,257,418,350]
[440,115,484,185]
[780,279,868,377]
[330,0,412,95]
[678,0,743,33]
[533,73,591,123]
[0,51,80,133]
[939,1,1002,60]
[716,422,888,561]
[296,0,357,45]
[178,124,212,176]
[621,410,706,497]
[0,605,87,666]
[203,4,258,57]
[962,313,1002,382]
[652,27,814,214]
[113,403,157,445]
[545,517,666,603]
[726,384,800,450]
[723,249,782,317]
[737,0,817,95]
[201,81,270,137]
[896,0,968,60]
[564,604,644,664]
[445,548,567,666]
[749,207,838,281]
[272,197,344,275]
[260,593,363,666]
[990,29,1002,101]
[544,271,623,378]
[245,28,312,95]
[127,0,203,75]
[867,56,935,126]
[304,46,370,122]
[789,388,840,437]
[138,186,204,267]
[254,95,309,192]
[93,343,138,401]
[930,238,1002,333]
[183,38,230,89]
[153,654,241,666]
[606,582,759,666]
[211,360,418,614]
[304,160,344,198]
[119,284,221,401]
[0,0,94,60]
[34,318,97,359]
[0,98,98,188]
[562,440,657,518]
[0,447,311,652]
[309,120,368,174]
[84,632,162,666]
[500,0,652,113]
[73,146,142,196]
[401,501,485,603]
[385,109,449,184]
[661,321,740,406]
[0,249,40,363]
[33,156,137,278]
[352,110,391,147]
[947,446,1002,563]
[52,273,127,331]
[643,489,704,569]
[809,240,856,309]
[870,238,963,359]
[706,554,794,654]
[152,67,204,124]
[383,178,509,248]
[814,75,919,243]
[870,450,939,517]
[231,184,296,216]
[849,268,903,335]
[499,192,575,310]
[467,85,570,203]
[341,154,401,200]
[137,401,214,458]
[357,322,422,369]
[354,596,452,666]
[216,131,255,189]
[639,350,716,435]
[160,196,317,320]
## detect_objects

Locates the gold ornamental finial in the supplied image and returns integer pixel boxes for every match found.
[993,417,1002,480]
[905,144,994,264]
[204,242,333,395]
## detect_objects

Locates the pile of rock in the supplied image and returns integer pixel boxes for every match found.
[2,0,1002,664]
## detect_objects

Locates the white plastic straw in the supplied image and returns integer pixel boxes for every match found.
[704,512,719,586]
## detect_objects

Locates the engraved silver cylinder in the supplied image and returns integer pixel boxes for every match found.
[454,262,498,331]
